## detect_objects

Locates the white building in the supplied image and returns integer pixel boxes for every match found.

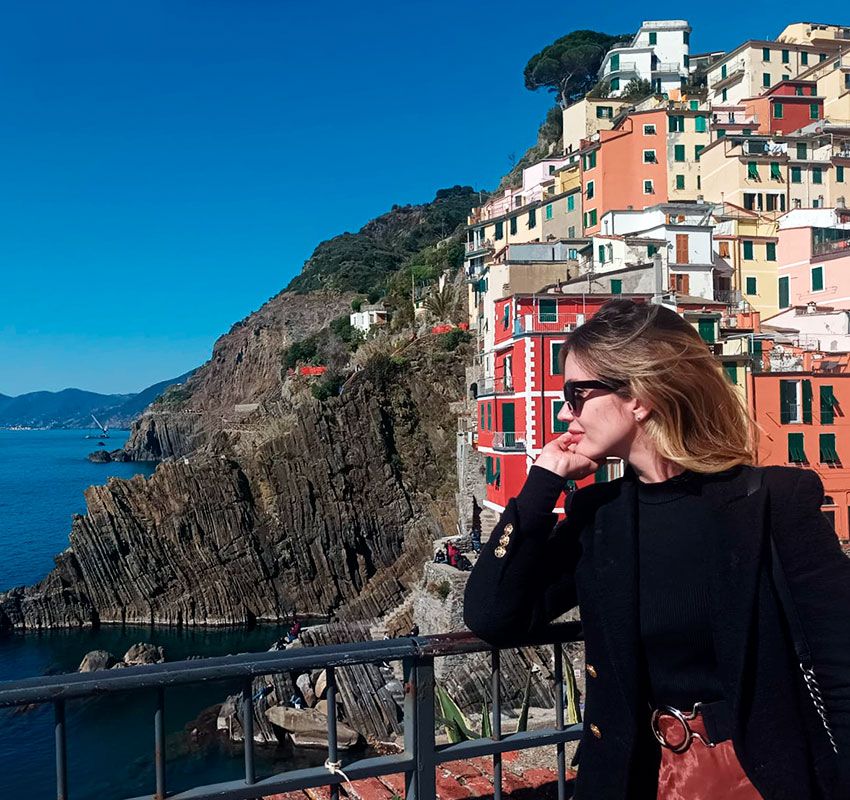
[598,20,691,98]
[350,304,389,333]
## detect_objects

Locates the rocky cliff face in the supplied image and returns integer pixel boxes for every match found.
[0,340,468,629]
[123,289,354,460]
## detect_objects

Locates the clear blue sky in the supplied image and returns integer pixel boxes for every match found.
[0,2,845,395]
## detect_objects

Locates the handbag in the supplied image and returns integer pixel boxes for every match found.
[746,467,839,755]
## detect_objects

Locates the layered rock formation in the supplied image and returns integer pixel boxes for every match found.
[0,339,468,629]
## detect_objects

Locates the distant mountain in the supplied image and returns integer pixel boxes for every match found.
[0,371,195,430]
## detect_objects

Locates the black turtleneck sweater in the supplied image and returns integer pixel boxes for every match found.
[636,469,726,709]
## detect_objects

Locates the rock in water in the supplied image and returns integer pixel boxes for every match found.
[122,643,165,665]
[87,450,111,463]
[264,706,359,750]
[79,650,117,672]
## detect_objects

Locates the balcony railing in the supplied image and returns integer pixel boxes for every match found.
[492,431,527,451]
[466,239,494,255]
[715,289,743,305]
[607,61,637,74]
[476,376,514,396]
[653,62,682,73]
[0,625,583,800]
[812,237,850,257]
[515,312,584,335]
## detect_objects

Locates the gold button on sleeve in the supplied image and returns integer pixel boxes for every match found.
[498,534,510,547]
[494,545,507,558]
[590,723,602,739]
[586,664,598,678]
[503,523,514,535]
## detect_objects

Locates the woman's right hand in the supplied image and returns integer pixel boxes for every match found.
[533,432,600,480]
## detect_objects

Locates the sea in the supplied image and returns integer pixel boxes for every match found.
[0,429,318,799]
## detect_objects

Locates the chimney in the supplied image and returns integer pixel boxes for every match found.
[652,253,665,304]
[807,301,818,314]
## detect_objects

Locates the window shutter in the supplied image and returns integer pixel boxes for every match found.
[743,240,754,259]
[812,266,824,291]
[802,379,813,423]
[766,242,777,261]
[723,362,738,384]
[821,386,835,425]
[819,433,838,464]
[780,381,797,424]
[779,276,789,308]
[675,234,689,263]
[553,401,568,432]
[787,432,806,463]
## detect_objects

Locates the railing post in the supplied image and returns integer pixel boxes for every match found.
[55,699,67,800]
[491,649,502,800]
[242,678,255,785]
[155,687,166,800]
[553,644,567,800]
[326,666,339,800]
[403,654,436,800]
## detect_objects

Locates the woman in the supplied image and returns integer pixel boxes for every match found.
[464,299,850,799]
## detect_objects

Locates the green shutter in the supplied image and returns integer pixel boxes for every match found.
[762,48,771,61]
[676,174,685,189]
[791,166,802,183]
[510,216,517,235]
[486,456,493,484]
[747,162,759,180]
[782,49,790,63]
[837,165,845,183]
[723,361,738,384]
[797,143,807,159]
[770,162,781,180]
[649,32,656,45]
[763,73,771,88]
[698,318,715,343]
[812,266,824,291]
[813,167,823,184]
[695,115,706,133]
[721,64,727,79]
[552,343,563,375]
[545,204,553,220]
[819,433,838,464]
[567,194,575,211]
[487,403,492,430]
[802,379,813,423]
[695,144,704,161]
[780,380,798,424]
[788,432,806,463]
[538,298,557,323]
[810,103,819,120]
[774,103,783,119]
[553,401,568,432]
[598,245,605,263]
[743,240,754,259]
[528,208,536,228]
[610,279,622,294]
[590,209,597,226]
[766,242,777,261]
[648,244,658,257]
[611,53,620,71]
[821,386,835,425]
[779,276,790,308]
[495,221,503,240]
[801,52,808,65]
[611,77,619,91]
[746,276,757,294]
[674,144,685,161]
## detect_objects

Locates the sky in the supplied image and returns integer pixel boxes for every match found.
[1,2,847,395]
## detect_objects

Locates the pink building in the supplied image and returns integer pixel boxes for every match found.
[776,207,850,310]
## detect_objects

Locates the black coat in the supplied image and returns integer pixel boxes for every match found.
[463,464,850,799]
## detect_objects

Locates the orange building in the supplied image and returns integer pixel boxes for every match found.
[580,105,710,235]
[750,348,850,540]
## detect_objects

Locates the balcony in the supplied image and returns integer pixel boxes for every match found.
[465,239,494,256]
[514,312,584,335]
[492,431,527,451]
[715,289,743,305]
[476,376,514,396]
[607,60,638,75]
[0,625,583,800]
[653,62,683,74]
[812,231,850,257]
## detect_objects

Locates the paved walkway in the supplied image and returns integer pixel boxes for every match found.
[265,752,576,800]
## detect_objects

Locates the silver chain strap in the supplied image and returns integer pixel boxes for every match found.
[800,662,839,754]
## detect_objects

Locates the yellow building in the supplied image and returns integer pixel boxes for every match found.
[665,99,711,201]
[784,126,850,210]
[777,22,850,48]
[797,52,850,123]
[562,97,631,154]
[712,203,780,318]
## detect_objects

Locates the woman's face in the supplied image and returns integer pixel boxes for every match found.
[558,351,642,462]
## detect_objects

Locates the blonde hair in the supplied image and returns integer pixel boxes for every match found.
[559,299,758,472]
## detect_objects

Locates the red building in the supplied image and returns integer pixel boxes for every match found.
[746,81,823,136]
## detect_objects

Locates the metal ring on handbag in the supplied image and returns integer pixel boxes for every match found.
[650,703,716,753]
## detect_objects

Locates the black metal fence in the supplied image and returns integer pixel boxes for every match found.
[0,622,583,800]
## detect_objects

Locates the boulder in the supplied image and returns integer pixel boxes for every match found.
[123,643,166,665]
[87,450,111,463]
[315,699,328,716]
[79,650,117,672]
[314,669,328,699]
[296,673,316,707]
[265,706,359,750]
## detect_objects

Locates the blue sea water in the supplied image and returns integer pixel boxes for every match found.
[0,429,316,799]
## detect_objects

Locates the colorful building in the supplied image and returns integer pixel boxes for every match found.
[562,97,631,154]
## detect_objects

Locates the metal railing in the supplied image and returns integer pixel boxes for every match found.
[476,376,514,396]
[653,61,682,73]
[491,431,527,452]
[607,60,637,74]
[515,313,583,335]
[0,625,583,800]
[466,239,494,255]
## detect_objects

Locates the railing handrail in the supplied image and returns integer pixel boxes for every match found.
[0,623,583,709]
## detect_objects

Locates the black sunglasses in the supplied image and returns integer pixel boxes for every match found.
[563,379,627,415]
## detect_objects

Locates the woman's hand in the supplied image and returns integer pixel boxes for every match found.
[533,432,600,480]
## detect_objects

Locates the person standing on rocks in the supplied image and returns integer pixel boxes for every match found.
[464,299,850,800]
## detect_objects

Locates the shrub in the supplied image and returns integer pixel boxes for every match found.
[311,370,345,401]
[281,337,320,370]
[437,329,471,351]
[436,581,451,601]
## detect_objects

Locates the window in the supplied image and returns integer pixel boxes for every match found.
[510,216,517,235]
[770,162,781,180]
[669,115,685,132]
[743,240,754,260]
[683,31,689,44]
[567,194,575,211]
[810,103,819,120]
[528,207,536,228]
[698,318,715,343]
[812,265,824,291]
[538,298,557,323]
[766,242,777,261]
[795,86,803,95]
[813,167,823,184]
[480,404,485,429]
[644,180,654,194]
[721,64,727,79]
[643,124,656,135]
[718,241,730,258]
[762,47,771,61]
[610,279,622,294]
[767,194,779,212]
[694,144,704,161]
[838,166,845,183]
[596,105,613,119]
[586,180,595,199]
[695,115,706,133]
[502,303,510,329]
[568,226,576,238]
[722,89,728,102]
[675,174,685,190]
[763,73,771,88]
[684,55,690,68]
[551,342,564,375]
[583,151,597,170]
[611,77,620,90]
[788,433,806,463]
[610,53,620,71]
[644,149,657,163]
[487,403,492,431]
[598,244,606,263]
[743,129,752,136]
[796,142,807,159]
[743,193,756,210]
[746,276,757,294]
[779,275,790,308]
[723,361,738,384]
[675,233,689,264]
[820,433,839,464]
[801,52,808,66]
[821,385,835,425]
[781,380,813,424]
[791,166,802,183]
[553,401,569,433]
[589,209,597,226]
[782,49,790,64]
[649,32,657,45]
[568,246,577,257]
[674,144,685,162]
[690,100,699,111]
[820,53,827,62]
[545,204,553,220]
[495,221,503,240]
[748,162,760,180]
[774,103,784,119]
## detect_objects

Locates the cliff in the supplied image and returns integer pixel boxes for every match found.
[0,338,469,629]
